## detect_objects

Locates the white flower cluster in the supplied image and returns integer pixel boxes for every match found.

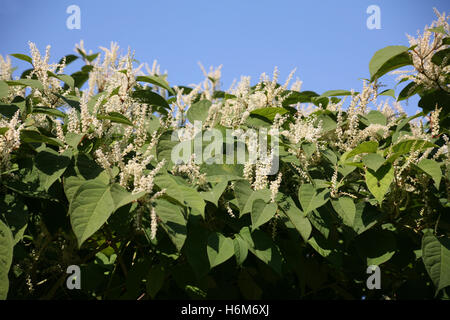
[392,9,450,92]
[205,67,296,128]
[0,111,24,171]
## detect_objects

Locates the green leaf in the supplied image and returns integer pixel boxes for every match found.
[69,180,142,247]
[35,147,72,191]
[242,189,272,214]
[20,129,64,147]
[418,90,450,114]
[427,26,448,35]
[7,79,44,90]
[298,183,329,214]
[186,100,212,123]
[251,200,277,229]
[234,180,254,212]
[331,197,356,227]
[69,180,115,247]
[57,54,78,72]
[0,194,28,244]
[55,94,81,110]
[282,90,319,106]
[416,159,442,189]
[247,229,283,274]
[136,75,175,95]
[344,141,379,160]
[131,89,170,113]
[233,180,271,214]
[0,81,9,99]
[55,74,75,89]
[0,220,14,300]
[432,48,450,67]
[250,107,288,121]
[109,184,144,209]
[233,236,249,266]
[200,180,228,206]
[277,193,312,241]
[154,199,187,252]
[0,104,19,118]
[398,82,421,101]
[362,153,385,172]
[65,132,84,148]
[369,46,412,81]
[97,112,133,126]
[321,90,353,97]
[154,174,205,218]
[422,232,450,295]
[31,106,66,118]
[387,139,437,157]
[379,89,396,99]
[352,202,380,234]
[146,264,165,299]
[365,163,395,203]
[207,232,234,268]
[10,53,33,64]
[361,110,387,126]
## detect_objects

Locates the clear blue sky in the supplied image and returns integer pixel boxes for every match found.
[1,0,449,114]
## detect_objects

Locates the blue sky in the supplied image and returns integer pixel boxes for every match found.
[1,0,449,114]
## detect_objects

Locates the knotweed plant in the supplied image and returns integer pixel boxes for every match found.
[0,10,449,300]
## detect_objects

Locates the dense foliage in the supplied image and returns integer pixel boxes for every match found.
[0,11,449,300]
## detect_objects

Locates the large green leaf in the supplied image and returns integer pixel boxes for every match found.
[321,90,353,97]
[154,199,187,252]
[131,89,170,113]
[365,163,395,203]
[0,220,14,300]
[277,193,312,241]
[69,180,115,247]
[416,159,442,190]
[0,194,28,244]
[243,189,272,214]
[200,180,228,206]
[97,112,133,126]
[362,153,385,172]
[344,141,379,160]
[0,81,9,99]
[69,180,142,247]
[298,183,329,214]
[233,180,254,212]
[146,264,165,299]
[422,232,450,294]
[207,232,234,268]
[233,236,249,266]
[361,110,387,126]
[251,200,277,229]
[331,197,356,227]
[243,228,283,275]
[20,129,64,147]
[388,139,436,156]
[136,75,175,95]
[186,100,212,123]
[10,53,33,64]
[7,79,44,90]
[369,46,412,81]
[35,147,72,191]
[233,180,271,215]
[154,174,205,217]
[31,106,66,118]
[249,107,289,121]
